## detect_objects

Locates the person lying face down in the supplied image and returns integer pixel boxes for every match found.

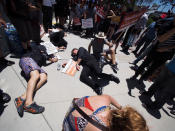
[63,94,149,131]
[49,29,68,50]
[14,45,58,117]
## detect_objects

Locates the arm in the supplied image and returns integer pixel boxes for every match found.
[0,14,6,27]
[88,42,92,53]
[105,40,113,48]
[104,94,122,109]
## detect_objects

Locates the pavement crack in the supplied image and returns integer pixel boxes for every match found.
[11,65,27,89]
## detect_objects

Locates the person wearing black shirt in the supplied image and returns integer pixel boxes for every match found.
[14,45,58,117]
[71,47,120,95]
[130,17,175,83]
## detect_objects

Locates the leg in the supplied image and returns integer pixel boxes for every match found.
[137,39,152,56]
[132,53,153,79]
[24,70,40,106]
[139,59,166,81]
[21,73,47,99]
[110,48,116,65]
[133,36,146,53]
[80,65,96,88]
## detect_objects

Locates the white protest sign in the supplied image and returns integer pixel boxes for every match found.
[40,42,58,55]
[82,18,93,29]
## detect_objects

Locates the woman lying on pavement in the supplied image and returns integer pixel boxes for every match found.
[63,94,149,131]
[14,45,58,117]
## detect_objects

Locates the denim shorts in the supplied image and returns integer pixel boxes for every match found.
[19,57,46,78]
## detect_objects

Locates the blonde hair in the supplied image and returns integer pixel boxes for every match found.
[109,106,149,131]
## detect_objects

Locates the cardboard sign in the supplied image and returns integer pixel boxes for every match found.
[81,18,93,29]
[62,59,77,76]
[73,17,81,26]
[117,8,147,33]
[40,42,58,55]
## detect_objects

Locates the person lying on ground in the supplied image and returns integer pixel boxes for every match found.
[71,47,120,95]
[14,45,58,117]
[49,29,68,51]
[63,94,149,131]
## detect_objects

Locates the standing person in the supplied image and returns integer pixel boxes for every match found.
[54,0,69,29]
[14,45,58,117]
[71,47,120,95]
[130,16,175,83]
[28,0,43,44]
[63,95,149,131]
[141,57,175,110]
[84,1,96,37]
[42,0,56,33]
[0,1,15,66]
[94,3,105,34]
[0,16,15,66]
[88,32,118,71]
[6,0,33,52]
[132,22,157,56]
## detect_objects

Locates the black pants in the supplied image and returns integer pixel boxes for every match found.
[134,36,152,56]
[135,50,171,80]
[80,61,112,89]
[122,26,134,47]
[42,6,53,33]
[30,10,41,42]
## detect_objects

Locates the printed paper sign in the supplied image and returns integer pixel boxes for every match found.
[40,42,58,55]
[73,17,81,26]
[62,59,77,76]
[82,18,93,29]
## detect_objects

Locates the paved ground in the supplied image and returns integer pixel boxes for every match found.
[0,32,175,131]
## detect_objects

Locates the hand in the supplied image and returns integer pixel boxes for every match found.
[62,63,67,68]
[76,64,80,71]
[50,57,58,63]
[0,18,6,28]
[109,43,113,48]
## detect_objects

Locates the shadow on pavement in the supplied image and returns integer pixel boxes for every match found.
[0,64,7,73]
[126,78,146,97]
[139,95,161,119]
[0,89,11,116]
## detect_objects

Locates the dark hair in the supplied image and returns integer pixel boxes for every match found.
[71,48,78,57]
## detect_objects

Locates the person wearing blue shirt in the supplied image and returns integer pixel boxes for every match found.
[133,22,157,56]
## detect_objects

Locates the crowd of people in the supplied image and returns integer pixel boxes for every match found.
[0,0,175,130]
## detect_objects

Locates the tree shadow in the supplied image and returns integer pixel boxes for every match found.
[126,78,146,97]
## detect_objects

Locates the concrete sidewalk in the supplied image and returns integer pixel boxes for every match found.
[0,32,175,131]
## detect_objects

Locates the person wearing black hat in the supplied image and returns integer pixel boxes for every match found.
[71,47,120,95]
[14,45,58,117]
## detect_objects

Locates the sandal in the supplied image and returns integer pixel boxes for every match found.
[14,97,25,117]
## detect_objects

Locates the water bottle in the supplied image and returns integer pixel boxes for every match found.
[57,63,61,71]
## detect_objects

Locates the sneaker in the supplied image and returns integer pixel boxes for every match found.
[111,64,118,73]
[1,93,11,103]
[94,87,102,95]
[24,102,45,114]
[14,97,25,117]
[111,74,120,84]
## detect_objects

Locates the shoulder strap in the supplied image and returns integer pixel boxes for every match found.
[73,99,109,131]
